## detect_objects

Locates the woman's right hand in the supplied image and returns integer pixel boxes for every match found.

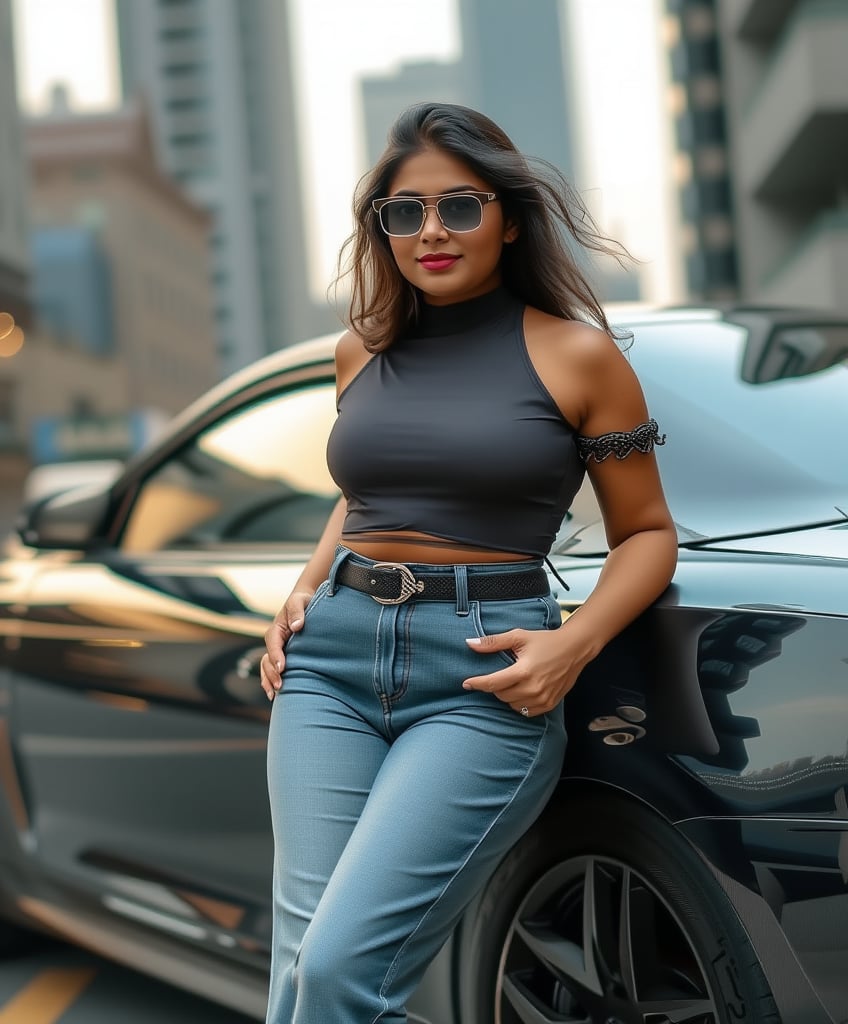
[260,589,315,700]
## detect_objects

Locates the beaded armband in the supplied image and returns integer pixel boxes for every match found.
[576,418,666,464]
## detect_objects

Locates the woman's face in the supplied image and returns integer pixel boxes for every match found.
[382,147,517,306]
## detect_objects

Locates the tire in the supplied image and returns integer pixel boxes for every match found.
[460,791,780,1024]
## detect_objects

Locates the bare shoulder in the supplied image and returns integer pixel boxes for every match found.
[524,306,622,370]
[334,329,372,394]
[523,306,634,429]
[335,329,367,363]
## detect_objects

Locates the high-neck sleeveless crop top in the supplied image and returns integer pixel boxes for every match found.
[326,286,585,558]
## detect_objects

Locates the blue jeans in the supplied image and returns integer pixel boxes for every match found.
[265,546,567,1024]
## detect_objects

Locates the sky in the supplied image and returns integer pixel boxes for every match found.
[12,0,678,303]
[12,0,118,110]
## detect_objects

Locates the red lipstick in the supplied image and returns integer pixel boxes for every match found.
[417,253,461,272]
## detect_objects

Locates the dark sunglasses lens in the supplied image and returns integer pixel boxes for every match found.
[381,200,424,236]
[437,194,482,231]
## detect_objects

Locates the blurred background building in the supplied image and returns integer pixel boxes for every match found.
[459,0,577,184]
[665,0,848,312]
[715,0,848,312]
[26,89,218,417]
[361,61,465,169]
[0,1,220,531]
[665,0,738,301]
[115,0,339,374]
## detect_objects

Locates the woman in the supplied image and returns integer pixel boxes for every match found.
[260,102,677,1024]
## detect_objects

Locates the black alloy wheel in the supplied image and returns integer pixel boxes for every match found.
[497,854,718,1023]
[461,793,780,1024]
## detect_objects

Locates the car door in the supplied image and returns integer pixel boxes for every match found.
[9,366,339,960]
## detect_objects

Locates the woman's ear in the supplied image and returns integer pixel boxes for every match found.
[503,220,520,244]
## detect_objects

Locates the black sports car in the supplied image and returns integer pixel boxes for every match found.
[0,306,846,1024]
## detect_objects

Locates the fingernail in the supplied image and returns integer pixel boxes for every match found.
[274,681,282,690]
[465,637,482,646]
[276,661,282,672]
[462,682,472,689]
[290,619,303,629]
[267,691,274,701]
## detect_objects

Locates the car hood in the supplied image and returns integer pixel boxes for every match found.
[552,497,848,558]
[670,490,848,549]
[694,519,848,559]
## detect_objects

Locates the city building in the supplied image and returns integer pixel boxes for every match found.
[664,0,738,301]
[458,0,577,181]
[2,1,130,529]
[26,94,218,436]
[715,0,848,311]
[31,224,115,357]
[115,0,338,373]
[361,60,465,168]
[5,1,134,502]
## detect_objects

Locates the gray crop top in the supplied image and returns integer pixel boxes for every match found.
[326,287,661,558]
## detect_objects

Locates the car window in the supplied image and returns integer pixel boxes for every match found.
[120,382,339,552]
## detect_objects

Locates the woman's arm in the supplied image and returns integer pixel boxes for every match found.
[464,324,678,714]
[260,494,347,701]
[562,332,678,657]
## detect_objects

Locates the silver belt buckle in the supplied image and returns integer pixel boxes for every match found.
[371,562,425,605]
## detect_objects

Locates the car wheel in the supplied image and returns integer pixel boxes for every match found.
[461,792,780,1024]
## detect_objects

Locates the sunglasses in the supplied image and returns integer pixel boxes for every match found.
[372,191,499,237]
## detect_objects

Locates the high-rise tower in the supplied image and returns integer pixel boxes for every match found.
[116,0,337,373]
[665,0,738,301]
[714,0,848,311]
[458,0,576,180]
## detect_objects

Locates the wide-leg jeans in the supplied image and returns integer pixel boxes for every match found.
[265,546,567,1024]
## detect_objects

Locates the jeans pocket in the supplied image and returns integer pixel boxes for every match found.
[302,580,330,621]
[470,596,556,667]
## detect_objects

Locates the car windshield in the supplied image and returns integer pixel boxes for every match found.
[554,316,848,556]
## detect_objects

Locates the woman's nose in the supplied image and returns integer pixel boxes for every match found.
[419,204,448,241]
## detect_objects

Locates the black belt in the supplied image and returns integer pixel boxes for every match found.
[336,560,549,605]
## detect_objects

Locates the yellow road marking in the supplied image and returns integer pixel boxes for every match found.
[0,968,97,1024]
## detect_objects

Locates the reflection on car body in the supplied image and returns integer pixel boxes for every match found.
[0,307,846,1024]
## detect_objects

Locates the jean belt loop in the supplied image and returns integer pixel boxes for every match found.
[327,545,351,596]
[453,564,469,616]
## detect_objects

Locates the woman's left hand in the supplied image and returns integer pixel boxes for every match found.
[462,626,595,716]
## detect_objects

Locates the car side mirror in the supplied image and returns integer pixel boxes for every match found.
[16,484,112,550]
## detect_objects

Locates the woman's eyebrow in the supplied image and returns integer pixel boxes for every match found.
[390,185,481,197]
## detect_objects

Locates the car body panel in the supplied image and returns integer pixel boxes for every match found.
[556,550,848,1024]
[4,546,326,955]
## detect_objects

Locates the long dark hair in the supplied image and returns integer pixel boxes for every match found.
[334,102,633,352]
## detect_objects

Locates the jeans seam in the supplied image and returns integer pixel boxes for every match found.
[389,603,413,705]
[369,714,551,1023]
[372,604,386,703]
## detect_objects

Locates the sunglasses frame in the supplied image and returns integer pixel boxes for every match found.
[372,191,498,237]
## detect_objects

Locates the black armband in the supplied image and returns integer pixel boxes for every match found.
[576,418,666,464]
